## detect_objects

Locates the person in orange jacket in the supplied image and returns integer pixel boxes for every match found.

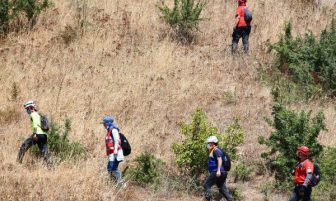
[232,0,252,54]
[289,146,314,201]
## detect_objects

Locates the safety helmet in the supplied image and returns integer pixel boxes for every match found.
[102,116,114,125]
[297,146,309,156]
[206,136,218,144]
[23,101,36,109]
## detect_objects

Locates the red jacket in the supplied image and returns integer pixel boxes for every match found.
[294,159,314,185]
[105,130,121,155]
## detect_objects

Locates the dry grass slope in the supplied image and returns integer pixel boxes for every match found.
[0,0,335,200]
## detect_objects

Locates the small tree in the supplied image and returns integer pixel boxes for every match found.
[172,108,245,185]
[159,0,206,43]
[258,103,326,184]
[0,0,52,34]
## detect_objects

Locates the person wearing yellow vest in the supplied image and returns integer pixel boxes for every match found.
[17,101,51,165]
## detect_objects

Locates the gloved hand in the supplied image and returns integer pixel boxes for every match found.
[298,185,307,196]
[32,133,38,141]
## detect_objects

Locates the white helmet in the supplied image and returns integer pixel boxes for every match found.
[24,101,36,109]
[206,136,218,143]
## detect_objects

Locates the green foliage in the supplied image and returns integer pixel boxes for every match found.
[258,103,326,183]
[0,0,52,34]
[172,108,245,184]
[127,151,163,187]
[229,187,244,201]
[312,147,336,200]
[32,118,86,162]
[159,0,206,43]
[269,20,336,99]
[234,161,253,182]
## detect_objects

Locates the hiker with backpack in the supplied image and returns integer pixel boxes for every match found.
[232,0,252,54]
[290,146,318,201]
[204,136,234,201]
[17,101,51,165]
[102,116,125,186]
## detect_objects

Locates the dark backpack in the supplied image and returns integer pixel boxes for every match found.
[311,163,321,187]
[244,7,253,23]
[120,133,131,156]
[40,114,50,132]
[214,148,231,171]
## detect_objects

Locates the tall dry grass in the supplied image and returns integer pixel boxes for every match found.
[0,0,335,200]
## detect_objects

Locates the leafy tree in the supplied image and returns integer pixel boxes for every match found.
[172,108,245,184]
[258,103,326,183]
[0,0,52,34]
[269,20,336,98]
[159,0,206,43]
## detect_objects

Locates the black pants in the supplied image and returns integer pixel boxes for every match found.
[289,185,312,201]
[232,26,251,54]
[17,134,51,164]
[204,172,234,201]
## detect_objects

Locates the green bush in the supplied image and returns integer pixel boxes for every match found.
[269,20,336,98]
[258,103,326,184]
[312,147,336,200]
[127,151,163,187]
[234,162,253,182]
[159,0,206,43]
[32,118,86,162]
[172,108,245,186]
[0,0,52,34]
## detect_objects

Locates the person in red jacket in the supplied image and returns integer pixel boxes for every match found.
[289,146,314,201]
[232,0,252,54]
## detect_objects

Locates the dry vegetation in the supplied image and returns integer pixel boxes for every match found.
[0,0,335,200]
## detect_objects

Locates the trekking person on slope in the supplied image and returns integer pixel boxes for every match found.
[17,101,51,165]
[204,136,234,201]
[232,0,252,54]
[289,146,314,201]
[102,116,125,186]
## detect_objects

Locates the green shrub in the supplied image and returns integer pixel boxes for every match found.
[32,118,86,162]
[159,0,206,43]
[269,20,336,98]
[172,108,245,186]
[258,103,326,184]
[127,151,163,187]
[234,162,253,182]
[229,186,244,201]
[0,0,52,34]
[312,147,336,200]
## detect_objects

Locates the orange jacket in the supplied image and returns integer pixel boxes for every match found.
[294,159,314,185]
[236,6,249,27]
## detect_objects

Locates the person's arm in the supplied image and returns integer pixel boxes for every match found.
[30,113,39,140]
[112,129,120,154]
[216,156,222,177]
[234,15,240,29]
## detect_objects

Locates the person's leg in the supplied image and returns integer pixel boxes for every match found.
[242,26,251,54]
[17,136,35,163]
[107,159,122,182]
[289,187,299,201]
[203,172,217,201]
[232,28,242,54]
[216,172,234,201]
[36,134,52,166]
[303,187,312,201]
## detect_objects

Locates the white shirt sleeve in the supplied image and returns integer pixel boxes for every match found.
[112,128,120,152]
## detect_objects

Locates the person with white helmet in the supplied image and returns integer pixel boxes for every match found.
[17,101,51,165]
[204,136,234,201]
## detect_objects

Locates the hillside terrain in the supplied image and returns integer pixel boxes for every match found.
[0,0,335,200]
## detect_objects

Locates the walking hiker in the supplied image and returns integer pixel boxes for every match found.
[102,116,125,186]
[204,136,234,201]
[232,0,252,54]
[289,146,315,201]
[17,101,51,165]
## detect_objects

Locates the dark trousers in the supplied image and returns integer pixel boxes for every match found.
[289,186,312,201]
[204,172,234,201]
[232,26,251,54]
[17,134,51,164]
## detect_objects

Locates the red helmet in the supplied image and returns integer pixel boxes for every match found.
[297,146,309,156]
[238,0,246,3]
